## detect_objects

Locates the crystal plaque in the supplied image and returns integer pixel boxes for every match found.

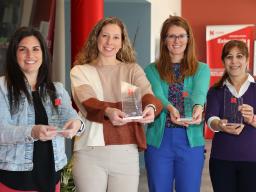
[121,81,143,120]
[176,91,193,122]
[223,87,243,126]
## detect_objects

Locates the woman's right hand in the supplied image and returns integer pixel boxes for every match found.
[105,107,130,126]
[31,125,57,141]
[167,105,189,127]
[216,119,244,135]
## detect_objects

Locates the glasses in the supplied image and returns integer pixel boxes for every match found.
[166,34,189,42]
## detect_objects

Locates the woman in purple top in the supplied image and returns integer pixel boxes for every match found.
[205,40,256,192]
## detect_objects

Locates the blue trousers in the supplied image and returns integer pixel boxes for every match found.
[145,128,204,192]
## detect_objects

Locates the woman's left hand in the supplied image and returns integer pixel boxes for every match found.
[239,104,254,124]
[58,119,82,139]
[136,106,155,124]
[191,105,204,124]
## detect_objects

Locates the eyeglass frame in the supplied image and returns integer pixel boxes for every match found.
[165,34,189,42]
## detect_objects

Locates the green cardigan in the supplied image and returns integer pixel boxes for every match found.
[144,62,210,148]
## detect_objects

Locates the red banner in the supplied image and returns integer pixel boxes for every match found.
[71,0,104,64]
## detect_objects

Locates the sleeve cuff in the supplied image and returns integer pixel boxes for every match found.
[207,116,220,132]
[26,125,38,143]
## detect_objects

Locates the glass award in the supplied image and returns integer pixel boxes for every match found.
[121,81,143,120]
[177,91,193,123]
[223,87,243,126]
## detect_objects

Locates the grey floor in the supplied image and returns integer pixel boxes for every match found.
[138,140,213,192]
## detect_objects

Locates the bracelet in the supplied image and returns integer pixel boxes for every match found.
[76,120,85,136]
[146,104,156,112]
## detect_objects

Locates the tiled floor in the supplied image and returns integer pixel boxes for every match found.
[138,140,213,192]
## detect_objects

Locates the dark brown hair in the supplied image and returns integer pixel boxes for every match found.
[213,40,249,88]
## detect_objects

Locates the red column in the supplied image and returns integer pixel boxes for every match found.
[71,0,104,64]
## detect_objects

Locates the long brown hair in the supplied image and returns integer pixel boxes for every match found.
[73,17,136,65]
[157,16,198,83]
[213,40,249,88]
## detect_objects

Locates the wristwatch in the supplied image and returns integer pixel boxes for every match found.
[76,120,85,136]
[146,104,157,112]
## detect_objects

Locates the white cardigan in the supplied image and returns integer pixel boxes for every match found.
[70,64,105,151]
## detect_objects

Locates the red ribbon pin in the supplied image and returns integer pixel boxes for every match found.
[182,91,189,97]
[230,97,237,103]
[55,98,62,106]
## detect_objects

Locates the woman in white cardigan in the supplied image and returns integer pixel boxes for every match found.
[70,17,162,192]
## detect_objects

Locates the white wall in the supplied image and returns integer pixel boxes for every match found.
[147,0,181,62]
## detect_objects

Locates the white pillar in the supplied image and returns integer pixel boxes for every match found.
[52,0,66,85]
[20,0,33,26]
[147,0,181,62]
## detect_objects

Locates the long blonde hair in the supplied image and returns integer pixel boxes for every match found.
[157,16,198,83]
[73,17,136,65]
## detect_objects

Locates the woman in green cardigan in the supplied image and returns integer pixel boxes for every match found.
[144,16,210,192]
